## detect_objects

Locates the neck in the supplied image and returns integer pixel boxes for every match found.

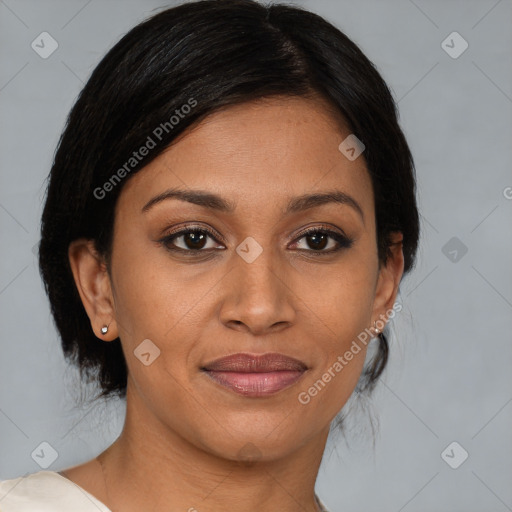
[96,379,330,512]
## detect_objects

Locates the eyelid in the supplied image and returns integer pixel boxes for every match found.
[163,222,226,243]
[292,223,348,240]
[163,222,348,241]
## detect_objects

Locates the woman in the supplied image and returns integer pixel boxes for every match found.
[0,0,419,510]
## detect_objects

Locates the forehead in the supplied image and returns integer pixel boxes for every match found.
[117,96,374,221]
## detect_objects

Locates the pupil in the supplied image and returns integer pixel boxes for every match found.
[308,233,327,250]
[186,232,206,250]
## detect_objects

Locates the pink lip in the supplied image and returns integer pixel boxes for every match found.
[203,370,306,397]
[201,352,308,397]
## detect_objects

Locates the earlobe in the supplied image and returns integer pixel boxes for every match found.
[68,239,118,341]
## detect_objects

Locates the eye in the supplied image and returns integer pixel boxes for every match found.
[159,224,354,256]
[160,225,225,253]
[291,226,354,254]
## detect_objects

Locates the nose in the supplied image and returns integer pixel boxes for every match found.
[219,247,297,336]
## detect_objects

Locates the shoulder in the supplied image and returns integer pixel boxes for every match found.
[0,471,111,512]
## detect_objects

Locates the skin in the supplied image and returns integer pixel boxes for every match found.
[64,96,404,512]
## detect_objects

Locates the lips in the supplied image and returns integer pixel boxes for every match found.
[201,352,308,372]
[201,353,308,397]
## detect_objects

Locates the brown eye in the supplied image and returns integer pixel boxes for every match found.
[179,231,208,250]
[293,228,354,253]
[161,227,225,253]
[302,232,330,251]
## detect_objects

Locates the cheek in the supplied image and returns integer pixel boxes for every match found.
[108,249,200,408]
[291,251,377,336]
[108,238,227,381]
[290,256,376,408]
[109,218,189,324]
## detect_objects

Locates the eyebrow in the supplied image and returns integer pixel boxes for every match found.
[141,188,364,222]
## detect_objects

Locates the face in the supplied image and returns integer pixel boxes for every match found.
[70,96,403,463]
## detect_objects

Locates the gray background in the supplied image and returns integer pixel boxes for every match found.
[1,1,511,511]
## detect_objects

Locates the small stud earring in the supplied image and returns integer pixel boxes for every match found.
[372,320,381,336]
[101,325,109,335]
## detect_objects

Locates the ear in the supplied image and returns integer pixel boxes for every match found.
[68,238,118,341]
[371,232,404,329]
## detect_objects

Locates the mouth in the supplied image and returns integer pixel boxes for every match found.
[201,352,308,397]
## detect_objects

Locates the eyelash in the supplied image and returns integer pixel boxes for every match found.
[159,224,354,256]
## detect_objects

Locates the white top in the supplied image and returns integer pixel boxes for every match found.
[0,470,331,511]
[0,471,111,512]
